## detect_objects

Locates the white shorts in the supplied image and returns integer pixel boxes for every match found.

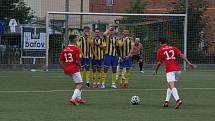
[166,71,181,83]
[69,72,83,84]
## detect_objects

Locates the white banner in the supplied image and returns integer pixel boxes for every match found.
[23,32,46,49]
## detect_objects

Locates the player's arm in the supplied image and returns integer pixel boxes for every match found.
[118,37,126,47]
[126,41,134,60]
[59,51,66,69]
[75,48,81,65]
[179,53,196,69]
[153,50,162,75]
[176,47,196,69]
[103,27,111,36]
[153,61,161,75]
[91,43,99,60]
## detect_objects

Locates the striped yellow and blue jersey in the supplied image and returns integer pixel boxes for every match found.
[92,37,105,60]
[118,37,134,58]
[78,36,92,59]
[104,36,118,56]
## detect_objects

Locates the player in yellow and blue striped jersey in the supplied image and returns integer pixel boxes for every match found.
[102,26,119,88]
[91,28,106,88]
[78,26,93,87]
[117,27,134,88]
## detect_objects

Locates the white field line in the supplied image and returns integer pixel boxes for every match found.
[0,88,215,93]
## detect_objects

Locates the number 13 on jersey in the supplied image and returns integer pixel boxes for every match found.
[64,53,74,62]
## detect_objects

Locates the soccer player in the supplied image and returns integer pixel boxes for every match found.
[78,26,92,87]
[91,28,105,88]
[117,27,134,88]
[154,37,196,109]
[59,35,86,105]
[132,38,144,73]
[103,26,119,88]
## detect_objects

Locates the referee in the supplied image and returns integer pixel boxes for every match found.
[132,38,144,73]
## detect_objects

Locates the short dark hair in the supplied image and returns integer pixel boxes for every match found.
[123,26,129,30]
[83,26,90,30]
[95,28,100,31]
[69,35,77,42]
[159,37,167,44]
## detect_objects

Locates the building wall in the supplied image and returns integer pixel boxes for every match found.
[205,0,215,51]
[89,0,215,52]
[25,0,89,18]
[89,0,177,13]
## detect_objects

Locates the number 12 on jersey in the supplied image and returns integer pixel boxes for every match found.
[164,50,176,60]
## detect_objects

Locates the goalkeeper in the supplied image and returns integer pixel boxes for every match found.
[132,38,144,73]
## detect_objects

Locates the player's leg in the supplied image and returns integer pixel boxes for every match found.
[124,57,132,88]
[92,67,97,88]
[96,60,103,88]
[69,72,85,105]
[118,58,125,88]
[122,67,126,80]
[102,55,111,88]
[163,84,172,107]
[85,58,91,87]
[116,58,121,82]
[139,56,144,73]
[135,54,144,73]
[80,58,85,81]
[111,56,119,88]
[167,71,182,109]
[92,59,97,88]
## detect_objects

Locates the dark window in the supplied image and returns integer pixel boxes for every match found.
[106,0,114,6]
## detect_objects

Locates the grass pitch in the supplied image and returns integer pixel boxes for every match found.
[0,69,215,121]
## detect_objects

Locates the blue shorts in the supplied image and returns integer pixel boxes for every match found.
[92,59,103,68]
[120,57,132,68]
[80,58,91,67]
[104,55,118,67]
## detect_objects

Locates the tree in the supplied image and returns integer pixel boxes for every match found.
[170,0,209,63]
[0,0,35,24]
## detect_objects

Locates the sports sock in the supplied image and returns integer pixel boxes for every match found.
[119,69,123,83]
[116,66,120,80]
[171,88,180,101]
[92,71,97,83]
[80,71,84,79]
[97,72,101,84]
[86,71,90,83]
[165,88,172,101]
[125,69,130,83]
[122,68,126,79]
[139,62,143,71]
[112,72,117,84]
[102,72,107,84]
[77,90,82,99]
[72,89,80,99]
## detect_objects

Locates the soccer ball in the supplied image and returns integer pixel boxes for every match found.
[131,96,140,105]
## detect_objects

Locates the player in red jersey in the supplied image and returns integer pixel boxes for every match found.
[59,35,86,105]
[154,38,196,109]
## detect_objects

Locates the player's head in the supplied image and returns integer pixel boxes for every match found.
[94,28,100,37]
[83,26,90,36]
[159,37,167,44]
[122,26,129,37]
[69,35,78,44]
[109,26,114,35]
[135,38,140,44]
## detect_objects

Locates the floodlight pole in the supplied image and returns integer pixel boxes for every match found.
[80,0,83,29]
[65,0,69,45]
[183,0,188,71]
[45,13,49,71]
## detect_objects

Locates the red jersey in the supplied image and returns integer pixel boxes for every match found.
[59,45,80,74]
[157,44,182,73]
